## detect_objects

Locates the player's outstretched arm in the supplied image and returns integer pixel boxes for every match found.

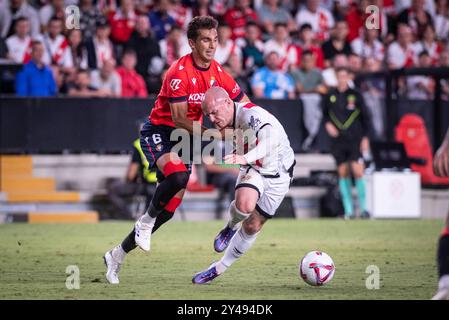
[434,128,449,177]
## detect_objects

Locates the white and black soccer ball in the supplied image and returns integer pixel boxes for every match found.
[299,251,335,286]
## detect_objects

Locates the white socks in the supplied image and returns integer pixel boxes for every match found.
[439,275,449,289]
[140,212,156,226]
[111,245,126,264]
[228,200,250,230]
[218,227,259,273]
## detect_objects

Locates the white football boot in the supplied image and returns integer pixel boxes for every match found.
[432,276,449,300]
[134,216,154,252]
[103,250,121,284]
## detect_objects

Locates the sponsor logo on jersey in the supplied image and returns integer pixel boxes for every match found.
[217,66,222,72]
[210,77,216,87]
[232,83,240,94]
[248,116,261,131]
[170,79,182,91]
[188,93,205,103]
[347,94,356,110]
[192,77,196,85]
[179,65,184,70]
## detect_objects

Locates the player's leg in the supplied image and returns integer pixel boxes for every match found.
[104,153,188,284]
[193,186,261,284]
[330,141,354,218]
[120,188,185,251]
[134,152,189,251]
[104,123,189,283]
[213,169,262,253]
[217,209,267,271]
[193,169,291,284]
[433,211,449,300]
[337,162,354,219]
[350,160,369,218]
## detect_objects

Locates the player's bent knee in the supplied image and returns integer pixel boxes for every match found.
[235,198,256,215]
[169,171,189,190]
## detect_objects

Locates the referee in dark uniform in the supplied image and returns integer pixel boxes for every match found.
[322,67,371,219]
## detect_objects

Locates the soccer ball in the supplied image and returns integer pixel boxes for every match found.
[299,251,335,286]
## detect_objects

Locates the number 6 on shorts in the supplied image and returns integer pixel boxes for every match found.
[152,134,162,144]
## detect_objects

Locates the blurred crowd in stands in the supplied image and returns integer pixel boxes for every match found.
[1,0,448,97]
[1,0,449,143]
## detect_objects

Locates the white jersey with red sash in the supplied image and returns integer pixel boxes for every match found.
[215,39,241,65]
[233,101,294,176]
[263,40,298,72]
[43,34,73,68]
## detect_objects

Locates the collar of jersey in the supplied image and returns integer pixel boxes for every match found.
[232,102,237,129]
[191,54,211,71]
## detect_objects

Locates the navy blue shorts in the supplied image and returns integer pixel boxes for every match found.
[330,138,363,166]
[140,120,192,183]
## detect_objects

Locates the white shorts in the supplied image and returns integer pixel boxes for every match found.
[235,164,294,218]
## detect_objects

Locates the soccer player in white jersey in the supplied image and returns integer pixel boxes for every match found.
[432,127,449,300]
[192,86,296,284]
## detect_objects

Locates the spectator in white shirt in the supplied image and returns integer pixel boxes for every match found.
[0,0,40,38]
[90,58,122,97]
[214,22,242,66]
[263,22,298,72]
[387,24,415,69]
[406,50,435,100]
[351,28,385,63]
[6,16,34,64]
[435,0,449,40]
[42,17,74,72]
[39,0,65,33]
[295,0,335,42]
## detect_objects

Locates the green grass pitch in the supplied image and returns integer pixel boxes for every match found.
[0,219,443,300]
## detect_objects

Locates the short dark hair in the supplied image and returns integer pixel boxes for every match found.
[122,48,136,57]
[245,21,259,29]
[274,22,288,29]
[15,17,29,24]
[49,17,63,24]
[31,40,43,48]
[335,66,350,74]
[187,16,218,40]
[301,50,313,57]
[419,50,429,58]
[299,23,313,32]
[77,68,89,75]
[169,24,183,33]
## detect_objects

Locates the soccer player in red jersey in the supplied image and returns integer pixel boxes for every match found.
[432,127,449,299]
[103,15,250,284]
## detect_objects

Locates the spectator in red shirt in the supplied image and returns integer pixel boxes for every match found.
[108,0,137,45]
[223,0,259,41]
[295,23,325,69]
[345,0,369,43]
[116,49,148,97]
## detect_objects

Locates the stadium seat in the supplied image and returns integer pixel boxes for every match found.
[395,114,449,185]
[0,155,99,222]
[186,164,215,192]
